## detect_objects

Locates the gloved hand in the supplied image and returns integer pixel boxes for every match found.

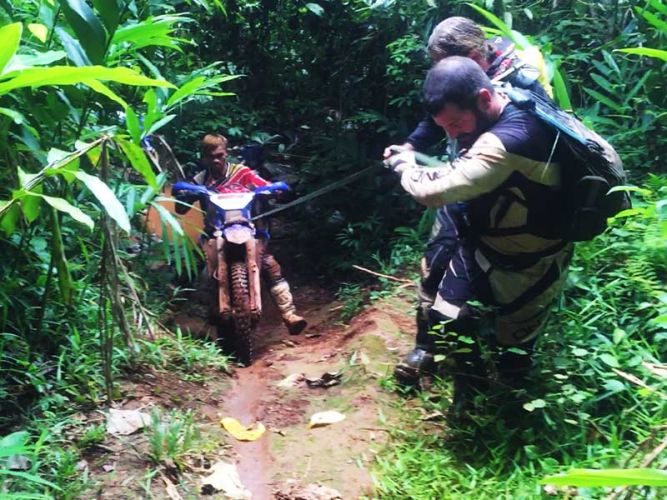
[384,150,416,173]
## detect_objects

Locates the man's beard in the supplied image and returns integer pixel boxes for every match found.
[458,108,494,150]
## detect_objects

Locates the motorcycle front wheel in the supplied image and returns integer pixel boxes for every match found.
[230,260,254,366]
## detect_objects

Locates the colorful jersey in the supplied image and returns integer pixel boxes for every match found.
[193,163,270,193]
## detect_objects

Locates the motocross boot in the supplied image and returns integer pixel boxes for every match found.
[270,280,307,335]
[394,347,435,388]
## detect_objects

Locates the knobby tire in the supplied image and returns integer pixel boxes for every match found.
[230,261,253,366]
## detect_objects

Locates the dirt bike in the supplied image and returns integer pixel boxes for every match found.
[172,180,288,365]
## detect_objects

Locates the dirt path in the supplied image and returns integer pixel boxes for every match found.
[200,284,415,499]
[84,282,416,498]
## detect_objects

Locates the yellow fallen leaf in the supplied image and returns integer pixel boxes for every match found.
[220,417,266,441]
[308,410,346,428]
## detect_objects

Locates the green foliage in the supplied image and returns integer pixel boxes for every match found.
[0,3,236,489]
[0,430,59,498]
[135,328,230,381]
[0,0,665,496]
[145,408,198,469]
[374,180,667,498]
[336,283,366,322]
[542,468,667,487]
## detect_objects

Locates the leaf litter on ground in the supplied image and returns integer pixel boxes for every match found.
[200,461,251,499]
[308,410,346,428]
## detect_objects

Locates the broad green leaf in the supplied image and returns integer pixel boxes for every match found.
[173,231,182,274]
[150,202,183,237]
[601,50,621,78]
[166,74,239,107]
[0,431,29,452]
[83,79,129,108]
[0,23,22,75]
[649,0,667,15]
[92,0,120,34]
[74,171,130,232]
[145,114,175,135]
[612,328,626,344]
[4,50,68,73]
[466,3,517,47]
[57,0,107,64]
[589,73,614,94]
[603,379,625,392]
[28,23,49,43]
[531,398,546,408]
[55,27,92,66]
[51,208,73,304]
[623,70,652,105]
[41,194,94,229]
[305,3,324,16]
[0,107,26,124]
[541,468,667,487]
[599,353,620,368]
[509,29,532,51]
[21,193,42,223]
[638,9,667,33]
[0,470,61,489]
[18,167,40,189]
[165,76,205,107]
[142,88,159,131]
[124,107,141,144]
[0,203,20,234]
[617,47,667,62]
[182,237,192,278]
[0,66,174,96]
[116,137,157,188]
[551,67,572,111]
[47,148,71,165]
[111,15,190,52]
[608,185,652,196]
[43,140,102,176]
[582,87,623,112]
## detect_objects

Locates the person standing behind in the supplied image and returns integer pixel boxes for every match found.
[385,17,551,385]
[387,57,572,407]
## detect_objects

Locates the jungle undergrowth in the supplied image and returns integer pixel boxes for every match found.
[372,182,667,499]
[336,211,432,322]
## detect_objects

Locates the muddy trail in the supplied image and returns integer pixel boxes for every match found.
[82,271,416,498]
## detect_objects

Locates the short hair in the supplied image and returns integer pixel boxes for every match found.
[427,16,490,62]
[423,56,495,115]
[200,134,228,156]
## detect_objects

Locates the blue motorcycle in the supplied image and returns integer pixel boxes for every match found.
[172,181,288,365]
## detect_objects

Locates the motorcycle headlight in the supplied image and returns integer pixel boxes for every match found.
[223,224,254,244]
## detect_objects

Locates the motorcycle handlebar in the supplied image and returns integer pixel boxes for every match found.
[172,181,210,197]
[254,181,289,195]
[172,181,290,198]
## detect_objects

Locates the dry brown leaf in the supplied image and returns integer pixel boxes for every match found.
[200,461,251,499]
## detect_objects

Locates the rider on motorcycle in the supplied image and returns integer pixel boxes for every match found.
[174,133,307,335]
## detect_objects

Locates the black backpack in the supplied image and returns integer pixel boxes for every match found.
[506,88,632,242]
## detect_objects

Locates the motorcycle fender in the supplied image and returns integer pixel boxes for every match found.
[245,239,262,318]
[216,236,232,319]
